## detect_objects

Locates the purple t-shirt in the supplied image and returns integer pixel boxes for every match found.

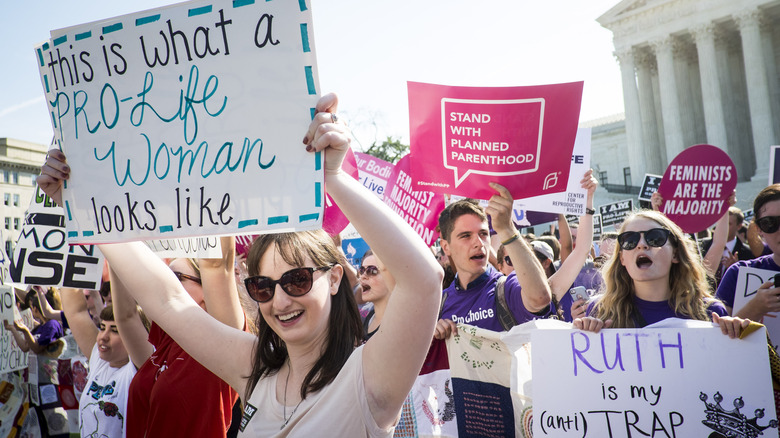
[441,265,552,331]
[588,296,728,327]
[32,319,64,346]
[716,254,780,308]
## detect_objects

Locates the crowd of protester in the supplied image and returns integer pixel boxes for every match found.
[0,92,774,436]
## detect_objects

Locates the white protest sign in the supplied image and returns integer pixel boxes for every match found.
[513,128,592,216]
[35,0,322,243]
[0,286,28,373]
[143,236,221,258]
[734,266,780,353]
[532,324,777,437]
[9,186,104,288]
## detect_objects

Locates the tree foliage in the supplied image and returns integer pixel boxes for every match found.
[363,136,409,164]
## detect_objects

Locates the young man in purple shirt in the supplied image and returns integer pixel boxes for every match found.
[433,183,552,339]
[716,184,780,319]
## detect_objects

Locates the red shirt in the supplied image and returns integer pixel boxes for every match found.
[127,323,237,437]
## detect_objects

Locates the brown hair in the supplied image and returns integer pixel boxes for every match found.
[595,210,714,328]
[754,184,780,219]
[244,230,362,400]
[437,199,487,242]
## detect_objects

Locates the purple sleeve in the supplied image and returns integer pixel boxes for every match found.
[504,274,552,322]
[33,320,64,347]
[706,300,729,318]
[715,263,740,309]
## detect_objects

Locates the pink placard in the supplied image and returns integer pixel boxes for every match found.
[355,152,394,200]
[323,148,360,236]
[383,155,446,246]
[658,144,737,234]
[407,81,583,200]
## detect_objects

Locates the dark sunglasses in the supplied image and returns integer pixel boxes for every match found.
[756,215,780,234]
[173,271,202,285]
[244,266,332,303]
[504,256,513,267]
[617,228,672,251]
[358,265,379,277]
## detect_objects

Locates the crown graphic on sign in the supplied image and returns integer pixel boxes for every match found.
[700,392,778,438]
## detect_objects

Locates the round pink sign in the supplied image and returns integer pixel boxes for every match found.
[322,148,360,236]
[658,144,737,234]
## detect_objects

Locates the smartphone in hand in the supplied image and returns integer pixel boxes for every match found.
[569,286,589,303]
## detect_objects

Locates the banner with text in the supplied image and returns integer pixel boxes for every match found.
[532,322,777,437]
[638,173,662,202]
[598,199,633,229]
[0,229,8,285]
[355,152,393,200]
[770,145,780,186]
[9,186,104,288]
[0,286,29,374]
[658,144,737,234]
[383,155,445,247]
[513,128,591,216]
[734,266,780,353]
[407,81,583,201]
[35,0,322,243]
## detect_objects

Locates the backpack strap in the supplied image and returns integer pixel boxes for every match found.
[494,276,518,331]
[438,292,448,320]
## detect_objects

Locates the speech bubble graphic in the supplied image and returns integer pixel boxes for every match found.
[442,98,544,188]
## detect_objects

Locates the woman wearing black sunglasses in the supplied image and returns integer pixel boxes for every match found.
[39,93,443,436]
[716,184,780,321]
[356,249,394,342]
[574,210,747,336]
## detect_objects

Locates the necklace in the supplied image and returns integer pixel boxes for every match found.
[281,360,304,430]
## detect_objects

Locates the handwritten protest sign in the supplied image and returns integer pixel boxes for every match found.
[638,174,662,202]
[9,186,104,288]
[513,128,591,216]
[407,81,583,201]
[383,155,445,246]
[35,0,322,243]
[598,199,633,229]
[355,152,393,200]
[142,236,221,258]
[0,286,28,374]
[734,266,780,353]
[658,145,737,234]
[533,322,777,437]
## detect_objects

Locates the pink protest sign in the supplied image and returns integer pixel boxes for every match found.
[323,148,360,236]
[407,81,583,200]
[658,144,737,234]
[235,235,258,257]
[384,155,446,246]
[355,152,394,200]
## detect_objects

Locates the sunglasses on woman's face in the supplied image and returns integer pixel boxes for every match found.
[173,271,202,285]
[358,265,379,277]
[756,215,780,234]
[503,256,513,267]
[244,266,332,303]
[617,228,671,251]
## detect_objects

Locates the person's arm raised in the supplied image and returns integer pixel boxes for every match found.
[548,170,597,300]
[305,93,444,429]
[59,287,98,360]
[199,236,245,330]
[557,214,573,263]
[34,287,62,323]
[487,183,551,313]
[108,267,154,369]
[38,145,256,394]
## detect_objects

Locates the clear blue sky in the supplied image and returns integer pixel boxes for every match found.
[0,0,624,149]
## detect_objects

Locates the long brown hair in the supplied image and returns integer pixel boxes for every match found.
[595,210,713,328]
[244,230,363,400]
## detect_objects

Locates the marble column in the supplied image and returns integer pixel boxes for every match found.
[635,51,664,173]
[691,23,729,152]
[615,48,646,181]
[651,36,685,162]
[736,8,775,177]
